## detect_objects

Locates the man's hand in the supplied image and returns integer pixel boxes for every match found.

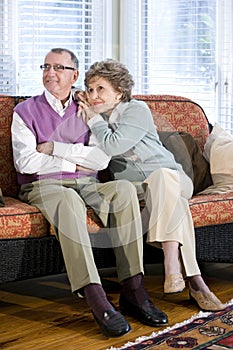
[37,142,54,155]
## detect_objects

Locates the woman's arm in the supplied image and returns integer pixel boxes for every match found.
[88,101,153,156]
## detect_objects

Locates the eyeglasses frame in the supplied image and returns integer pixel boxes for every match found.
[40,64,76,72]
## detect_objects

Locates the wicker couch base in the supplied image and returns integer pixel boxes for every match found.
[0,234,165,284]
[1,222,232,284]
[195,223,233,263]
[0,236,65,284]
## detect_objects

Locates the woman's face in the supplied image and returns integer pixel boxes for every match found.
[87,76,122,115]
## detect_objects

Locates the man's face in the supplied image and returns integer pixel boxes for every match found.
[42,51,79,99]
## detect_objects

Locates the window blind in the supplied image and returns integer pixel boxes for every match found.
[0,0,16,94]
[217,0,233,133]
[120,0,217,125]
[1,0,233,133]
[1,0,106,96]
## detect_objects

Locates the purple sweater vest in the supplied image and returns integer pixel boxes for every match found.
[14,93,96,184]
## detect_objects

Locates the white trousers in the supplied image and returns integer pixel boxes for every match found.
[142,168,201,277]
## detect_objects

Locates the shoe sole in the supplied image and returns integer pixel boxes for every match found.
[164,287,185,295]
[100,325,132,338]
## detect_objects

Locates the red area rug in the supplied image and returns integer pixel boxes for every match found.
[108,301,233,349]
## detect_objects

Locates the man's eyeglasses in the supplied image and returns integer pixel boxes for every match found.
[40,64,76,72]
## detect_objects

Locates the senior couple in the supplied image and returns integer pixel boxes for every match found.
[11,48,225,339]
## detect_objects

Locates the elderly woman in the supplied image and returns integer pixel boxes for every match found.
[77,59,225,312]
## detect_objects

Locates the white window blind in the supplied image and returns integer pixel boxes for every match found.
[1,0,107,96]
[120,0,217,124]
[120,0,233,133]
[0,0,16,94]
[1,0,233,133]
[217,0,233,133]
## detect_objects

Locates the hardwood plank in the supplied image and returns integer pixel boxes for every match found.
[0,263,232,350]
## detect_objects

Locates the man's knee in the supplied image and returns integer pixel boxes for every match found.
[114,180,138,205]
[116,179,137,194]
[62,187,85,207]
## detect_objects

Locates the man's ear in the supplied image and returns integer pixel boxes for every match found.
[72,70,79,84]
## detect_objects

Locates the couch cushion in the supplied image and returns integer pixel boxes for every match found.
[189,192,233,227]
[0,197,49,238]
[86,191,233,231]
[88,191,233,231]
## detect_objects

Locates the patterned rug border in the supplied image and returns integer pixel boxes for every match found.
[107,299,233,350]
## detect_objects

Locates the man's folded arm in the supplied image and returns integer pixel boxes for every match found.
[12,113,76,175]
[53,141,111,171]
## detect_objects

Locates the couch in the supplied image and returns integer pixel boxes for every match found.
[1,94,233,284]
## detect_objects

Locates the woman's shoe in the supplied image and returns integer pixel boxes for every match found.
[189,287,226,311]
[164,273,186,294]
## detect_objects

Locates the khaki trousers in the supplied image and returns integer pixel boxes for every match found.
[141,168,201,277]
[19,177,144,292]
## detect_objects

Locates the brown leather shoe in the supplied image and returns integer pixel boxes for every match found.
[164,273,186,294]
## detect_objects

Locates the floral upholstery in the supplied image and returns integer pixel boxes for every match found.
[190,192,233,227]
[0,94,232,242]
[134,95,210,150]
[0,197,49,238]
[0,96,19,197]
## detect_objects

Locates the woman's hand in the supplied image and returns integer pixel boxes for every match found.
[75,90,96,122]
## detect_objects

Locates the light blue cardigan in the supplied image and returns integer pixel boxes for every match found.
[88,99,183,181]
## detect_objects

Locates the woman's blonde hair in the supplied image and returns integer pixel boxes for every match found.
[84,59,134,102]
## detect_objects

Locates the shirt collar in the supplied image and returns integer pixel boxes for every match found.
[44,90,73,117]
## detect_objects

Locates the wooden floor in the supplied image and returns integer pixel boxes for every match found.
[0,263,232,350]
